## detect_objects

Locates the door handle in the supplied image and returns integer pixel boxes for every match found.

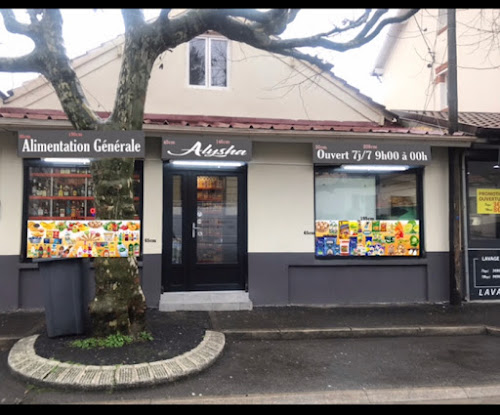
[192,222,200,238]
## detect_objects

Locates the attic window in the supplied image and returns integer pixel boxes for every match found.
[189,36,228,88]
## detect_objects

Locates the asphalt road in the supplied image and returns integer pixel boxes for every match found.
[3,334,500,404]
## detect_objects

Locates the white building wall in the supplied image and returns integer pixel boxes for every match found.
[248,141,449,254]
[142,138,163,256]
[423,146,449,253]
[248,142,314,253]
[0,132,24,256]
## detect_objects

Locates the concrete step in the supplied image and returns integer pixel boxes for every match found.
[159,290,253,312]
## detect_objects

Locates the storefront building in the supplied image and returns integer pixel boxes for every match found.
[0,33,479,311]
[0,110,476,311]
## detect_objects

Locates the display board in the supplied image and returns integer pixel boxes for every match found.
[27,220,141,258]
[468,250,500,299]
[315,219,420,257]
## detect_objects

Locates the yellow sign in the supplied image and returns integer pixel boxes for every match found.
[477,189,500,214]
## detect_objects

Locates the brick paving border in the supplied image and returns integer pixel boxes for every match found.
[7,331,225,391]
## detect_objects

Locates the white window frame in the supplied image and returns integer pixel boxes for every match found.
[435,68,448,111]
[437,9,448,32]
[187,35,229,90]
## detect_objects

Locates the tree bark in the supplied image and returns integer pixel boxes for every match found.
[88,157,146,337]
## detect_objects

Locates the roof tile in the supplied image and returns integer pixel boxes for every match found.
[0,107,462,136]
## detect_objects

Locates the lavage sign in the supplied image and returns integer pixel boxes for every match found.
[162,135,252,161]
[18,130,145,158]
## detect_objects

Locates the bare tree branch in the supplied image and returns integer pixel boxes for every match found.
[122,8,146,32]
[0,8,420,128]
[0,9,31,36]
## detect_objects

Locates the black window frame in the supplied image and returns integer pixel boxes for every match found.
[465,148,500,249]
[313,164,425,259]
[21,158,144,263]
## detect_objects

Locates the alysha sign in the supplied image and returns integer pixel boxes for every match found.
[162,134,252,161]
[18,130,145,158]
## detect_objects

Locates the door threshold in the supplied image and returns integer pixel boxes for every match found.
[159,290,253,312]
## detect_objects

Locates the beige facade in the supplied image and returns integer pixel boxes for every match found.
[2,34,385,125]
[0,131,453,260]
[375,9,500,112]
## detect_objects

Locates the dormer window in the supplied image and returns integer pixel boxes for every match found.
[189,36,228,88]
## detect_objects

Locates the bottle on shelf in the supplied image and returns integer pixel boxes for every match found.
[80,183,86,196]
[65,201,71,217]
[63,185,69,196]
[58,185,63,196]
[31,178,38,196]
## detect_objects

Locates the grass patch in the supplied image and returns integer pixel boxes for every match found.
[70,331,153,350]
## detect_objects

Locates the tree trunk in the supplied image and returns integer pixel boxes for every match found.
[88,157,146,337]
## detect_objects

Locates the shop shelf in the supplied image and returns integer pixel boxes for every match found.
[31,173,92,178]
[29,196,94,200]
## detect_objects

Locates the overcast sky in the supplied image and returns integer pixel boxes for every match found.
[0,9,387,102]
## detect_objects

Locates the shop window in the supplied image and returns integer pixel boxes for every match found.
[314,166,422,257]
[466,155,500,247]
[23,159,143,260]
[189,36,228,88]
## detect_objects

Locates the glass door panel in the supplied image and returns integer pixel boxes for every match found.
[172,175,183,264]
[195,175,238,264]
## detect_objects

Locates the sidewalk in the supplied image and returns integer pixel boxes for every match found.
[4,302,500,343]
[3,301,500,399]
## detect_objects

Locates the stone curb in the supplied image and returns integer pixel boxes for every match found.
[7,330,225,391]
[221,324,490,340]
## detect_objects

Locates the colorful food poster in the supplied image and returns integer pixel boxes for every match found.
[315,219,420,257]
[27,220,141,259]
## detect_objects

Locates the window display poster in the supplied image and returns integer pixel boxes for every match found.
[477,189,500,214]
[27,220,141,258]
[315,219,420,257]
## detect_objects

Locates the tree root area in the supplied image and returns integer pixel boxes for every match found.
[34,309,210,365]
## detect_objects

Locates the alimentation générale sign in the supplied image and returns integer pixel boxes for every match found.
[162,134,252,161]
[18,130,145,158]
[313,141,432,165]
[468,250,500,300]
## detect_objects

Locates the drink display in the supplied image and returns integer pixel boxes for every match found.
[27,166,140,220]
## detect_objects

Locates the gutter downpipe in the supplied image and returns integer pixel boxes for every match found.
[447,8,462,305]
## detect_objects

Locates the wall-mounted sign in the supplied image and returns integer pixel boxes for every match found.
[468,250,500,300]
[313,141,431,165]
[18,130,145,158]
[162,135,252,161]
[477,189,500,214]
